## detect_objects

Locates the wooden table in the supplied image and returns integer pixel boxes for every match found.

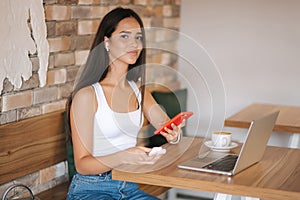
[112,137,300,200]
[224,103,300,133]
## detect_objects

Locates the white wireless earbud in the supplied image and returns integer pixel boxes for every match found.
[105,42,109,52]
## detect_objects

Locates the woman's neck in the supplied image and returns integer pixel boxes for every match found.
[101,61,129,87]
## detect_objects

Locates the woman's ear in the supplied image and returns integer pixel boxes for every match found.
[104,36,109,43]
[104,36,110,52]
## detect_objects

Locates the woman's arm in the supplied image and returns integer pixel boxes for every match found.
[143,88,184,143]
[70,86,109,174]
[143,88,170,129]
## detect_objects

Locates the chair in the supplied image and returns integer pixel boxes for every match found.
[63,112,76,180]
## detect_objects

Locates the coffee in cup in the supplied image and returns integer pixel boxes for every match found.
[211,131,232,148]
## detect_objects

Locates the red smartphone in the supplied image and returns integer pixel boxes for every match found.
[154,112,194,135]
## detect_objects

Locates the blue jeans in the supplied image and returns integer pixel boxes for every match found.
[67,171,160,200]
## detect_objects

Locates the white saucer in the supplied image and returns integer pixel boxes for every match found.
[204,141,238,152]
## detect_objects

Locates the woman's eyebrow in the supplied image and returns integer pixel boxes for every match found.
[119,30,142,35]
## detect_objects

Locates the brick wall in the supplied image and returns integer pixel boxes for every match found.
[0,0,181,195]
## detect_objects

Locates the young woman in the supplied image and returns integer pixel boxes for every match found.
[66,7,184,199]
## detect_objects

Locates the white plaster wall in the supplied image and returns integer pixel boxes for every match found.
[0,0,49,92]
[179,0,300,146]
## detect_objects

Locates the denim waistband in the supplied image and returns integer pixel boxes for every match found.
[75,171,112,178]
[99,170,112,177]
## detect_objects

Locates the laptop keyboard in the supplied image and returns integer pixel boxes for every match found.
[203,154,239,172]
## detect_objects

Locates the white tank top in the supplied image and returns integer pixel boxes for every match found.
[92,81,144,156]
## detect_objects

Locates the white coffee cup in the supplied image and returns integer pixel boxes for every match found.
[211,131,232,148]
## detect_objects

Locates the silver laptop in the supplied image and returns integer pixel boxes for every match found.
[178,111,279,176]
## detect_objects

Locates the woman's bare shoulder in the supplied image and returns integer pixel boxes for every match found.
[73,86,95,102]
[71,85,98,113]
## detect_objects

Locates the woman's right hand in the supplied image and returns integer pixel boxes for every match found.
[120,146,162,165]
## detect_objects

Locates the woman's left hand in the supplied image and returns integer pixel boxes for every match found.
[160,119,186,143]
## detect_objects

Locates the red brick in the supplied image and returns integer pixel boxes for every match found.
[48,37,70,52]
[45,5,71,21]
[2,91,33,112]
[78,20,100,35]
[42,99,67,113]
[34,87,58,104]
[56,21,77,36]
[47,69,67,85]
[54,52,75,67]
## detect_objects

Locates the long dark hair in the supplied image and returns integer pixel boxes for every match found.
[66,7,146,142]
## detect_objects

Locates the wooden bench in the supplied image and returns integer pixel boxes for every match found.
[0,110,67,199]
[0,110,168,199]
